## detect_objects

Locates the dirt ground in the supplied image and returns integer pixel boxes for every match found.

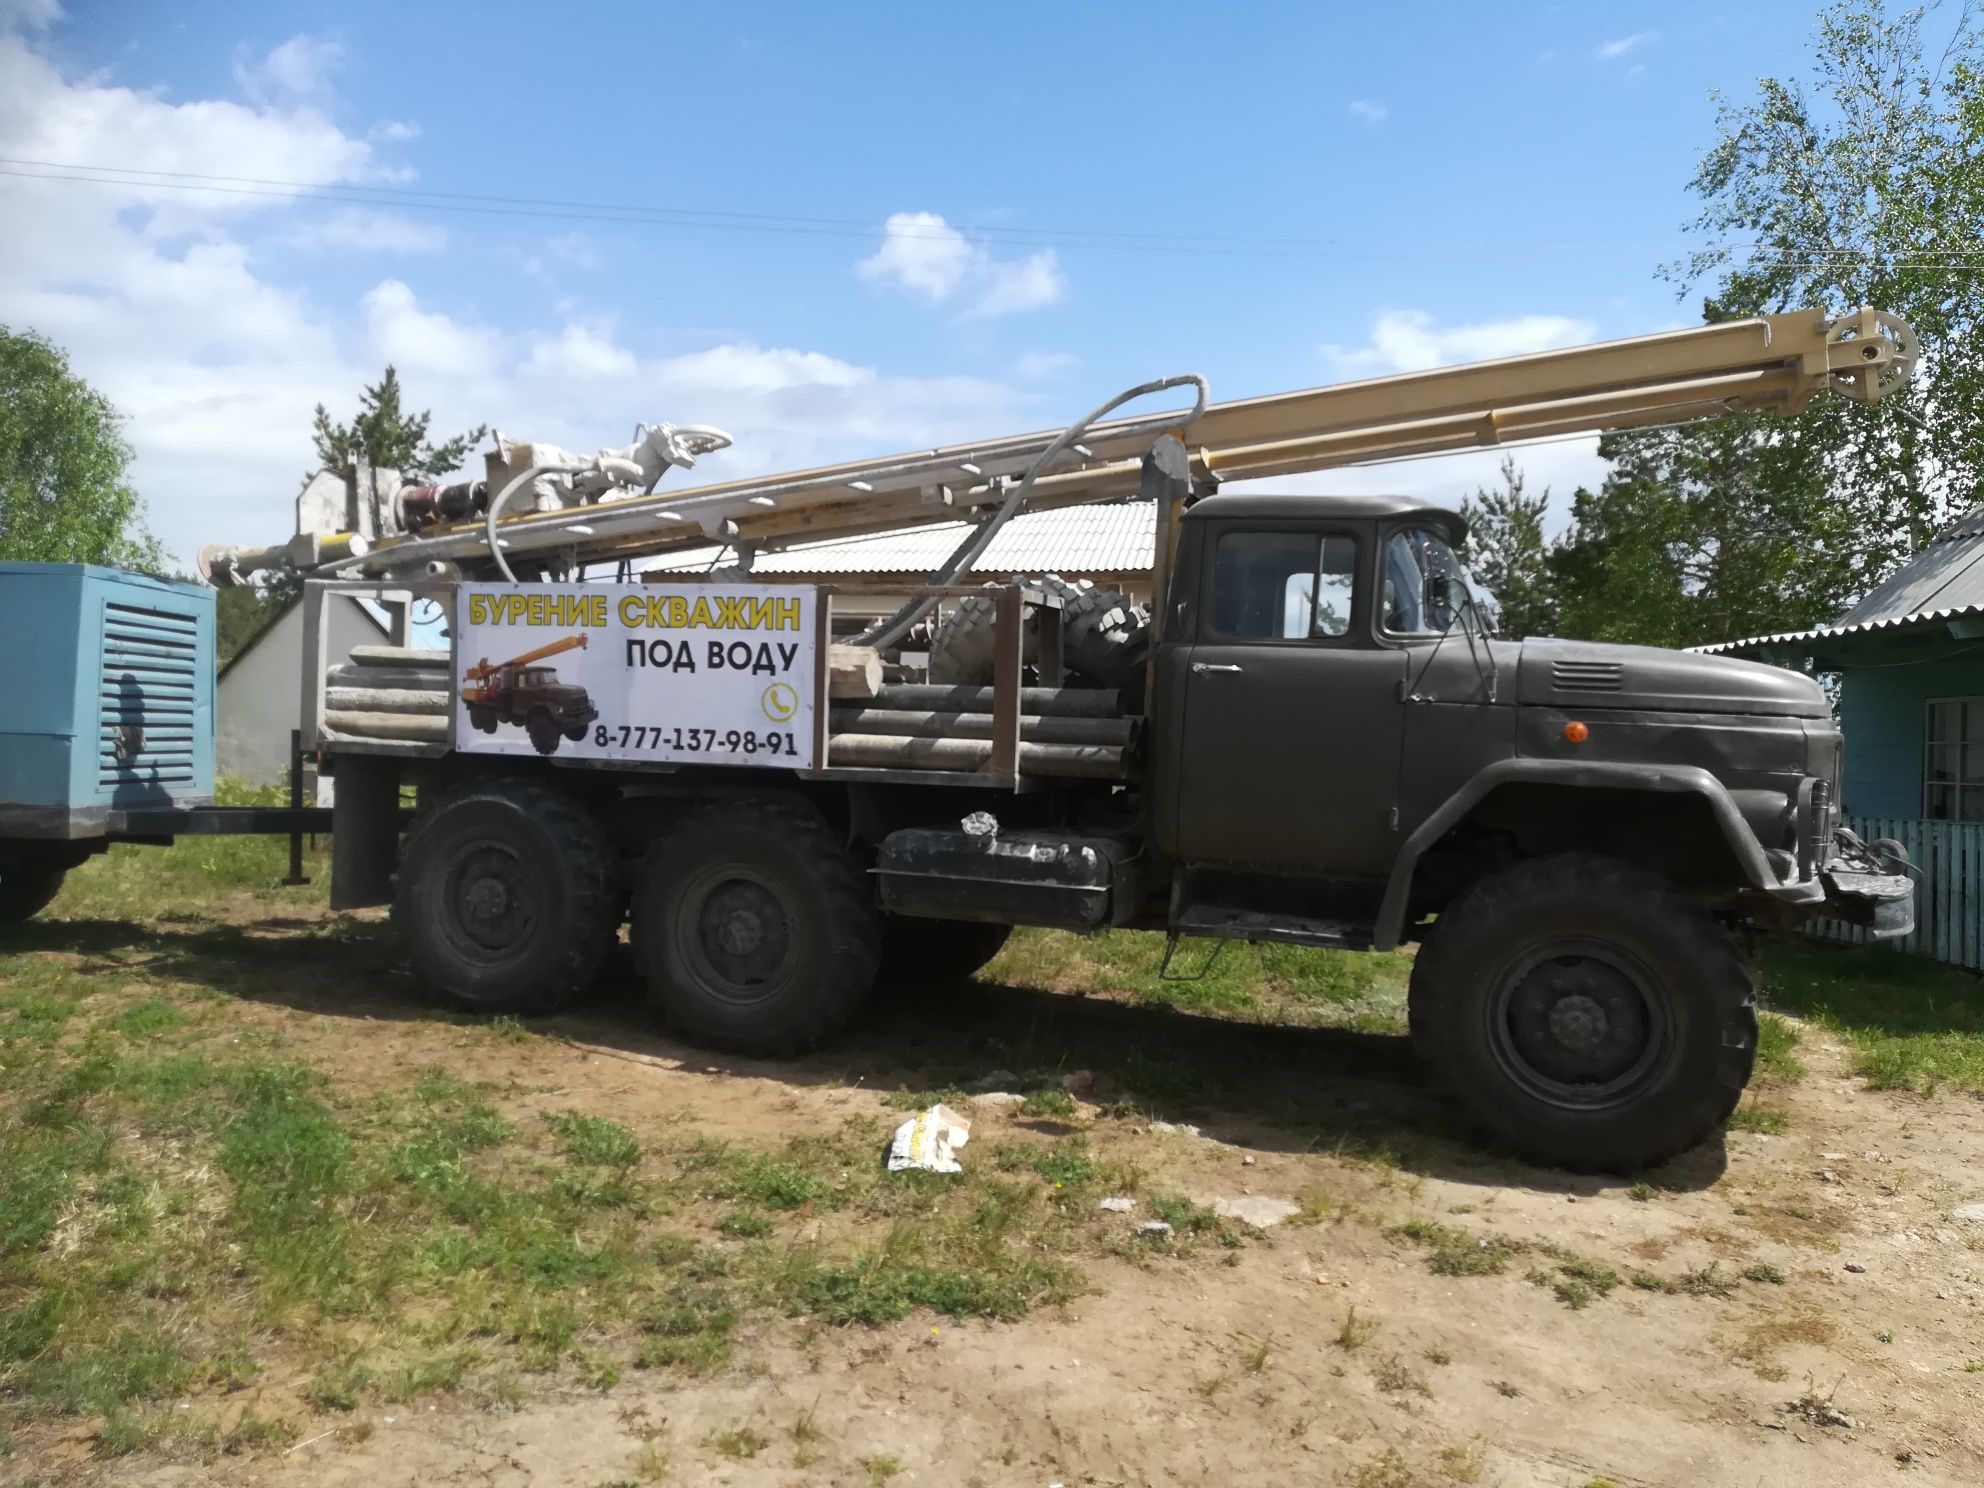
[12,905,1984,1488]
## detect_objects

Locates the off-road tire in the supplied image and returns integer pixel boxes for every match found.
[0,858,67,926]
[1408,853,1754,1174]
[1043,575,1150,701]
[875,915,1012,995]
[634,799,881,1054]
[927,574,1151,697]
[927,583,1010,685]
[468,704,498,734]
[394,778,618,1014]
[526,711,561,755]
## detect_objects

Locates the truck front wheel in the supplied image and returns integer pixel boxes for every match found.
[394,779,618,1014]
[526,712,561,755]
[634,800,881,1054]
[0,855,68,926]
[1408,853,1754,1174]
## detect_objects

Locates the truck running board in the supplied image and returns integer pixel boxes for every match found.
[1172,904,1374,952]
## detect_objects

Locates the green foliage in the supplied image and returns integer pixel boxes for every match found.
[215,585,284,666]
[0,327,163,571]
[1676,0,1984,562]
[1459,456,1556,638]
[312,366,486,481]
[1550,418,1851,649]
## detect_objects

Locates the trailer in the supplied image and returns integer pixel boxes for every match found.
[6,307,1923,1172]
[0,564,342,919]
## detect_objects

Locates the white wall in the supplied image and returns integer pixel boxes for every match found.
[216,598,383,788]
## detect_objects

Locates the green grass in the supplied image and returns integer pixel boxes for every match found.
[1764,941,1984,1094]
[985,928,1414,1033]
[1727,1103,1789,1136]
[1391,1219,1515,1277]
[4,909,1228,1454]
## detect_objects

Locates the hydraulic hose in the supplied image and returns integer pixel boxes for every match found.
[855,373,1209,654]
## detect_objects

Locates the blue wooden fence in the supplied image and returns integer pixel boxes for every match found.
[1808,815,1984,969]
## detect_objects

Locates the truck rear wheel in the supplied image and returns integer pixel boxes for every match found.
[633,800,881,1054]
[394,779,618,1014]
[526,712,561,755]
[1408,853,1754,1174]
[0,856,67,926]
[876,916,1012,993]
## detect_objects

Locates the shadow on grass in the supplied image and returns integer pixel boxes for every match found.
[12,912,1730,1193]
[1764,940,1984,1033]
[1762,940,1984,1092]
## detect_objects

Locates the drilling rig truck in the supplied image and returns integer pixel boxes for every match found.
[4,308,1922,1173]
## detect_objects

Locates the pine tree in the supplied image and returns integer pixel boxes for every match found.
[1457,456,1555,638]
[311,366,487,482]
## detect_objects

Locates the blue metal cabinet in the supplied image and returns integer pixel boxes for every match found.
[0,564,215,837]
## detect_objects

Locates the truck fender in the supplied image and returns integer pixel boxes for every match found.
[1372,758,1776,951]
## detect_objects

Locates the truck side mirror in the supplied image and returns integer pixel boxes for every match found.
[1425,573,1454,628]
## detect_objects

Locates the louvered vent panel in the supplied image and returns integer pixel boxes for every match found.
[1551,660,1624,692]
[98,601,199,787]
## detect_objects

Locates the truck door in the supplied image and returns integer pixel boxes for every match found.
[1173,524,1407,875]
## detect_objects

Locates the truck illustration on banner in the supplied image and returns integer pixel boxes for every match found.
[460,634,601,755]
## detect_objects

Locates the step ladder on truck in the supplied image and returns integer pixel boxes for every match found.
[112,309,1933,1170]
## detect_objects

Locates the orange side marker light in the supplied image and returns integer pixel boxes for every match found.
[1563,720,1589,744]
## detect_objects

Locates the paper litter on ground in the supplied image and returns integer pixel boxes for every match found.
[887,1102,972,1173]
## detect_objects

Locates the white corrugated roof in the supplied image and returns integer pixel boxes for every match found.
[644,503,1155,578]
[1689,604,1984,656]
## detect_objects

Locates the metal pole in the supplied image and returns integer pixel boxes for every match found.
[283,727,309,886]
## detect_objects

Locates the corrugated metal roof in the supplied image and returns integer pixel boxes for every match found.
[1693,505,1984,657]
[644,502,1155,579]
[1834,506,1984,626]
[1690,603,1984,656]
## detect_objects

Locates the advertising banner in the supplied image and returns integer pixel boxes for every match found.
[453,582,817,767]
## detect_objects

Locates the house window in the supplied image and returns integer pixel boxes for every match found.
[1924,698,1984,820]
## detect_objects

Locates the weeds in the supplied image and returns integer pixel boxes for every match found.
[1391,1219,1514,1276]
[708,1423,769,1460]
[1018,1087,1077,1118]
[1727,1104,1789,1136]
[1372,1354,1431,1397]
[1336,1306,1376,1351]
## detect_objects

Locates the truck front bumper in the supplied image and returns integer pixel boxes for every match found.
[1809,830,1916,940]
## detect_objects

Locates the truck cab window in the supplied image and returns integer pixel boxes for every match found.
[1209,531,1358,640]
[1381,527,1464,636]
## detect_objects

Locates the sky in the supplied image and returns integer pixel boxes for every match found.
[0,0,1866,570]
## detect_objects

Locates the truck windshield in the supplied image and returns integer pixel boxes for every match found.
[1381,527,1476,636]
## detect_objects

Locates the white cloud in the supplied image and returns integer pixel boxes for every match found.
[858,211,1066,317]
[1321,309,1597,376]
[298,208,447,254]
[0,0,58,28]
[1347,99,1388,124]
[363,280,502,378]
[1595,31,1655,61]
[234,34,345,103]
[0,24,1036,568]
[1016,351,1077,379]
[970,250,1065,318]
[858,211,975,301]
[545,231,603,269]
[527,321,638,381]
